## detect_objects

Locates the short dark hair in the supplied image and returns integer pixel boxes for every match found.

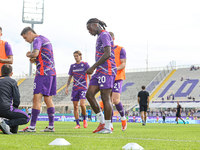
[0,27,2,31]
[109,32,114,38]
[20,27,36,36]
[73,50,82,60]
[1,64,12,76]
[141,86,145,90]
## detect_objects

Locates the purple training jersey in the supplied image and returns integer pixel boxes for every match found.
[5,42,13,56]
[68,61,90,91]
[94,30,117,77]
[33,35,56,76]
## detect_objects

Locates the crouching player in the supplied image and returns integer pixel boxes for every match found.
[0,64,30,134]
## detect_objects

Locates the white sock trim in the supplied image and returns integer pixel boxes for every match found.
[105,120,112,130]
[29,126,35,129]
[97,111,105,124]
[121,116,126,120]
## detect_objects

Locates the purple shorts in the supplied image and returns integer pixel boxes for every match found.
[112,80,123,93]
[33,75,57,96]
[89,75,115,89]
[71,89,87,101]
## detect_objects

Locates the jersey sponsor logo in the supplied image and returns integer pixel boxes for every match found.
[73,68,84,72]
[100,84,104,87]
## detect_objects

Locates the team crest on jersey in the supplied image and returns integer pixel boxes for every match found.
[73,65,76,67]
[100,84,104,87]
[81,64,84,66]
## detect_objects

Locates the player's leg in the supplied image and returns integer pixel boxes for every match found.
[140,105,145,125]
[112,80,125,120]
[176,112,180,124]
[18,93,42,132]
[144,105,148,125]
[40,96,55,132]
[112,92,127,131]
[144,111,147,125]
[41,75,56,132]
[80,98,87,128]
[5,108,30,133]
[179,117,185,124]
[73,101,81,128]
[98,88,112,133]
[141,111,144,122]
[26,76,44,131]
[86,85,105,133]
[30,93,43,130]
[79,90,87,128]
[176,116,178,124]
[97,75,116,134]
[71,89,81,128]
[144,111,147,121]
[86,85,101,113]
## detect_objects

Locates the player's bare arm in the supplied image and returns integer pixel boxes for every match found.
[65,75,72,95]
[138,97,140,104]
[88,75,91,81]
[147,96,150,109]
[86,46,111,75]
[0,55,13,64]
[26,49,39,58]
[117,59,126,71]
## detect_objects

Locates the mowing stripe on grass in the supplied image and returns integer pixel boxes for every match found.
[19,133,200,143]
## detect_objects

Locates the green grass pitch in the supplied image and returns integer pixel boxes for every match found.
[0,121,199,150]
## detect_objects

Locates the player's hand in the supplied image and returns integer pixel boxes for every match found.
[147,105,149,109]
[86,67,94,75]
[26,51,32,57]
[65,87,68,95]
[29,58,36,63]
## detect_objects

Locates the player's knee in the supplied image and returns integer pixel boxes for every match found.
[80,103,85,108]
[113,98,120,105]
[73,105,79,110]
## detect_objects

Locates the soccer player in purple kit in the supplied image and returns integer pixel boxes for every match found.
[0,27,13,75]
[65,50,91,129]
[86,18,117,134]
[109,32,127,131]
[19,27,56,132]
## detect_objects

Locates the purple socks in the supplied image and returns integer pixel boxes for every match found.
[30,109,40,127]
[115,102,125,117]
[82,114,87,121]
[75,119,80,126]
[47,107,55,127]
